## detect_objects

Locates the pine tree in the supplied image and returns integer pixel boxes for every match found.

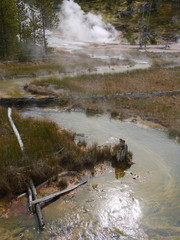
[29,4,43,45]
[0,0,19,58]
[33,0,59,54]
[15,0,29,42]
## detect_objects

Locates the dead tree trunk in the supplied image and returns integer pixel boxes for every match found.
[145,0,153,48]
[139,0,146,49]
[116,139,128,162]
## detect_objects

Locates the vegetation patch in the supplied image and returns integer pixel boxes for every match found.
[0,62,64,78]
[28,66,180,96]
[24,65,180,139]
[0,107,130,197]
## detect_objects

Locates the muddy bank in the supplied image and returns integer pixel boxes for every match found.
[0,162,126,221]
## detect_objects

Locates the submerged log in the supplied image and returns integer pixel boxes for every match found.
[32,180,88,206]
[28,179,45,229]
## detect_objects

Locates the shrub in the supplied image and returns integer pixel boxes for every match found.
[57,178,68,189]
[150,37,157,45]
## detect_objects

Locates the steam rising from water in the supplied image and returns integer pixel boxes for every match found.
[47,0,118,49]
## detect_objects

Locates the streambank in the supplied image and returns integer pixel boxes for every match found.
[0,163,110,220]
[1,91,179,140]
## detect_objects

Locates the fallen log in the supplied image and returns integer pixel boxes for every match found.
[28,179,45,229]
[8,107,24,152]
[32,180,88,206]
[27,184,33,212]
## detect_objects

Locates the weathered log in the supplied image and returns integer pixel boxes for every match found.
[8,107,24,152]
[116,139,128,162]
[32,180,88,206]
[28,179,45,229]
[27,184,33,212]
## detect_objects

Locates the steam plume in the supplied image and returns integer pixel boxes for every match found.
[59,0,118,42]
[47,0,118,49]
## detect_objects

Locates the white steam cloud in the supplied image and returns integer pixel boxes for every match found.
[59,0,118,42]
[47,0,118,49]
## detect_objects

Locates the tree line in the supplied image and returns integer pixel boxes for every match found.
[0,0,59,60]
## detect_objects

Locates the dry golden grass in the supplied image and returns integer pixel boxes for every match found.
[69,95,180,137]
[29,66,180,138]
[32,66,180,96]
[0,62,64,77]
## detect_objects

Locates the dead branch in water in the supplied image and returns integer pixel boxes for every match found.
[32,180,88,206]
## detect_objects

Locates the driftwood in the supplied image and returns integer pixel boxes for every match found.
[32,180,88,206]
[28,179,45,229]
